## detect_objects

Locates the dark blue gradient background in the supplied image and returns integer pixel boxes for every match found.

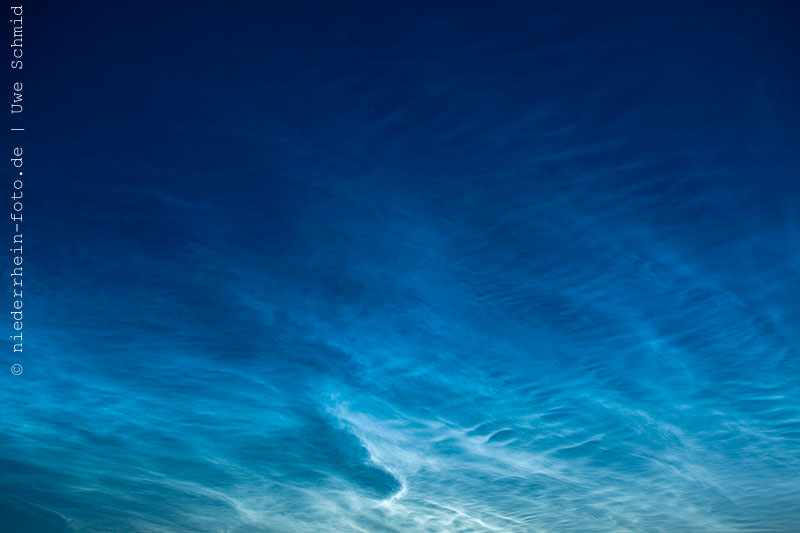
[3,2,800,531]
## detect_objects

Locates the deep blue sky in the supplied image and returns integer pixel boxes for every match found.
[3,2,800,531]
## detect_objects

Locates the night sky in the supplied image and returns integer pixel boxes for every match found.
[2,2,800,532]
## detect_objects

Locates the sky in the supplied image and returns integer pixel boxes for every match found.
[2,1,800,532]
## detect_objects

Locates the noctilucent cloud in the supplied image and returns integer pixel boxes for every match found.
[3,2,799,532]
